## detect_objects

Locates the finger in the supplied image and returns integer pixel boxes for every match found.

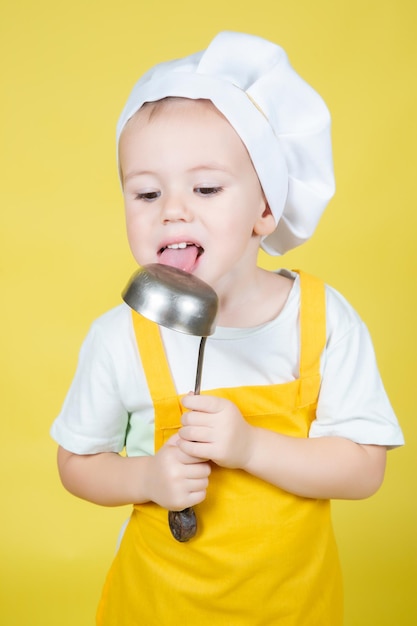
[179,425,214,443]
[175,446,208,465]
[165,433,181,447]
[181,410,217,428]
[184,462,211,480]
[178,438,213,461]
[181,393,225,413]
[182,490,207,508]
[189,480,210,496]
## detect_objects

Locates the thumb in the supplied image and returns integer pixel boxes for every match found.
[165,433,181,447]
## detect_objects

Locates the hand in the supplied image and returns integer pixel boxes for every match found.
[179,394,254,469]
[146,434,211,511]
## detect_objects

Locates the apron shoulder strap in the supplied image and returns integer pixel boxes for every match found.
[295,270,326,407]
[131,311,177,400]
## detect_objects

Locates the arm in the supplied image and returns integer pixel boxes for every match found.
[57,437,211,510]
[241,428,386,499]
[179,394,386,500]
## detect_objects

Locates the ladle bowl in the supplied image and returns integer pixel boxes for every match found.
[122,263,218,337]
[122,264,219,542]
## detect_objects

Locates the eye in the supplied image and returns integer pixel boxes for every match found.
[135,191,161,201]
[194,186,223,196]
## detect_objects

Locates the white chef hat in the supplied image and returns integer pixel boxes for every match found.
[116,31,335,255]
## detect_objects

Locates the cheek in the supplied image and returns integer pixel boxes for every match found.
[124,212,136,243]
[124,202,146,233]
[124,211,158,266]
[125,212,146,251]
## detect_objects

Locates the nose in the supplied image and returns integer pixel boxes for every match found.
[160,192,193,223]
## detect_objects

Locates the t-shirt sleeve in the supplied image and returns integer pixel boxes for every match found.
[50,321,129,454]
[309,288,404,448]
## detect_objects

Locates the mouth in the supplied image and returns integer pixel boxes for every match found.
[158,242,204,273]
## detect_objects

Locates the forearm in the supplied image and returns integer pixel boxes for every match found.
[57,446,152,506]
[243,429,387,500]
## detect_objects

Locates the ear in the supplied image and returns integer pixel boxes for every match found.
[253,202,276,237]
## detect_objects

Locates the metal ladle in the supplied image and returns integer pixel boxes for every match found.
[122,263,218,541]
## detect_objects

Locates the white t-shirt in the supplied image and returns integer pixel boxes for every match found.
[50,272,404,456]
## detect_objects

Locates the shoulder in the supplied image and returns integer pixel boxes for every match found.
[80,303,134,358]
[323,283,363,343]
[89,303,132,335]
[280,269,363,339]
[90,302,132,328]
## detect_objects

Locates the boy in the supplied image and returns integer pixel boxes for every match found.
[51,32,404,625]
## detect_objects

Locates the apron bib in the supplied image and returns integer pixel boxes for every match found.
[97,272,343,625]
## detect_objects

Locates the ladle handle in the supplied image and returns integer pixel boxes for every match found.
[168,337,207,542]
[194,336,207,395]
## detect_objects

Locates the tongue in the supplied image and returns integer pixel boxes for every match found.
[159,245,199,272]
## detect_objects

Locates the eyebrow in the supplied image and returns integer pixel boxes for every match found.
[123,170,154,183]
[189,162,230,173]
[123,162,231,183]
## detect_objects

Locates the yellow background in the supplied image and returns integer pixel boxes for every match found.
[1,0,416,624]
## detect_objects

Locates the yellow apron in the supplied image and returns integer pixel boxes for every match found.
[97,271,343,625]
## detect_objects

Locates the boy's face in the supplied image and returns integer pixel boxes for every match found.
[119,99,275,293]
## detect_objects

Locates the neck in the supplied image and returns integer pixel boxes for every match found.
[215,268,293,328]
